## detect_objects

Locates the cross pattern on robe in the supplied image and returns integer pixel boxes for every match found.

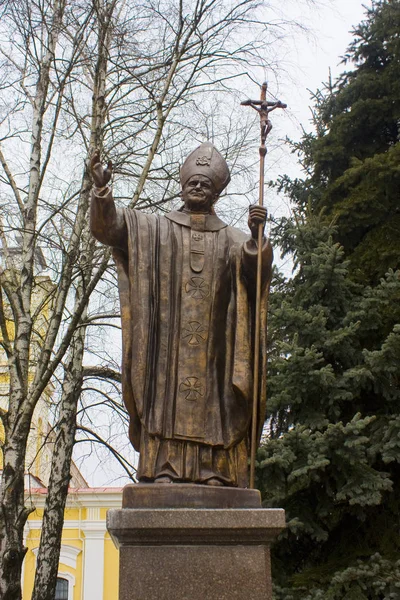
[179,377,205,402]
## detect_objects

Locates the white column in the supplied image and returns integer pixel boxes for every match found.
[21,523,29,597]
[82,511,106,600]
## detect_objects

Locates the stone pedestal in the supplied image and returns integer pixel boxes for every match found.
[107,485,285,600]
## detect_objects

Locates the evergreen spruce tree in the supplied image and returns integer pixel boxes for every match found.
[258,212,400,599]
[259,3,400,597]
[278,0,400,284]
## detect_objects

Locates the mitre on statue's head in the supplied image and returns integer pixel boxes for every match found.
[180,142,231,197]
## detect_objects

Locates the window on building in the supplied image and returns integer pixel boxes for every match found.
[55,577,69,600]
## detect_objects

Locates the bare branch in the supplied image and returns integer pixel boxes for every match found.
[82,365,121,382]
[77,424,136,481]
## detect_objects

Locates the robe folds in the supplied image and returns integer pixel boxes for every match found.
[112,208,272,483]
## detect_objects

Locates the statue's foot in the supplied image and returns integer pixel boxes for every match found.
[155,475,173,484]
[206,477,224,487]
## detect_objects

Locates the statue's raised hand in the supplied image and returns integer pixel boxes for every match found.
[248,204,267,239]
[91,150,113,188]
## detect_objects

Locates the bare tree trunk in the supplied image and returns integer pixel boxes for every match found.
[0,423,33,600]
[31,318,86,600]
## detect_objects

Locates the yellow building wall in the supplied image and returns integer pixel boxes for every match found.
[23,529,83,600]
[22,496,120,600]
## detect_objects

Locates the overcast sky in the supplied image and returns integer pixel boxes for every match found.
[285,0,368,129]
[278,0,369,128]
[259,0,370,222]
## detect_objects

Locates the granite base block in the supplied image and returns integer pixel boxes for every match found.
[117,543,271,600]
[107,488,285,600]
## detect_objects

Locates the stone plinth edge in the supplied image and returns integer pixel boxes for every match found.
[107,508,285,547]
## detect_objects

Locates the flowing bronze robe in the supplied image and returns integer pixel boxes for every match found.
[112,208,272,485]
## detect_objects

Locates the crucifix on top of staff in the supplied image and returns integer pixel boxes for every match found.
[241,82,287,489]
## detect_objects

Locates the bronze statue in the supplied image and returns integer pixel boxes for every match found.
[90,142,273,487]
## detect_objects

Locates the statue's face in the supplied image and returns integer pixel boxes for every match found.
[182,175,217,213]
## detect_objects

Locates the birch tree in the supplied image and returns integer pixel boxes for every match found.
[0,0,307,598]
